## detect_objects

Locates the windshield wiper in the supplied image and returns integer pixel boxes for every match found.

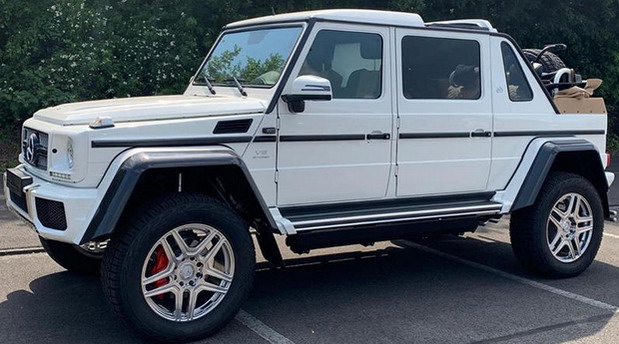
[193,74,216,95]
[226,77,247,97]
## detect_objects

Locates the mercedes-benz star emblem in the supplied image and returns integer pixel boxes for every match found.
[25,133,39,164]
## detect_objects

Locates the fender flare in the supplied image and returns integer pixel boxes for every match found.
[511,139,609,216]
[79,146,282,263]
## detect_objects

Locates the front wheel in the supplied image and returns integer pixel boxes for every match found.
[510,172,604,278]
[101,194,255,342]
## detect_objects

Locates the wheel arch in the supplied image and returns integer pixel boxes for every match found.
[80,146,283,265]
[511,140,609,217]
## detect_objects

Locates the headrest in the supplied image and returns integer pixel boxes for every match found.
[360,37,382,60]
[449,64,479,87]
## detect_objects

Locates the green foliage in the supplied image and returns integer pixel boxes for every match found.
[1,0,619,146]
[204,45,284,85]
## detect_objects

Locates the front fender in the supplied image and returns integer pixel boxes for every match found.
[80,146,278,243]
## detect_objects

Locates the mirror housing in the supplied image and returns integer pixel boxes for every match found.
[282,75,332,113]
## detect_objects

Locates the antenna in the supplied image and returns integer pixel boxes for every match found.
[271,7,276,15]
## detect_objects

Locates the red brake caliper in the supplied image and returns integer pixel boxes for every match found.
[150,246,170,300]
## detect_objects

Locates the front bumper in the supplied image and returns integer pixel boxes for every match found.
[3,165,98,244]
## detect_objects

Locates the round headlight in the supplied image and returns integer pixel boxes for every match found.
[67,138,74,169]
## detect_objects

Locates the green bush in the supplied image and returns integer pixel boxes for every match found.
[1,0,618,140]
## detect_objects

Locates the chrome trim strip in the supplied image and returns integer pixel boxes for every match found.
[292,203,502,228]
[294,209,501,232]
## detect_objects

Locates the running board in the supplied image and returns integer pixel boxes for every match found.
[291,203,501,231]
[273,193,502,234]
[286,215,483,253]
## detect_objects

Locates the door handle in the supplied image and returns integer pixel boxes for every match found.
[366,132,391,140]
[470,129,492,138]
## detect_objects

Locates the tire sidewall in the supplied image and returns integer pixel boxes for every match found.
[116,200,255,340]
[533,176,604,276]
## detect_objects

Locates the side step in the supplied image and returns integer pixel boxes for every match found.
[278,193,503,253]
[286,215,482,253]
[280,193,502,232]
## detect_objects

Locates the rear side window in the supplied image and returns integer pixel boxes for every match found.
[299,30,383,99]
[402,36,481,100]
[501,42,533,101]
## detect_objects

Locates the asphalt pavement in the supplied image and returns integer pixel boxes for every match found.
[4,175,619,343]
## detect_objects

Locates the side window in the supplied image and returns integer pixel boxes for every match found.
[299,30,382,99]
[402,36,481,100]
[501,42,533,102]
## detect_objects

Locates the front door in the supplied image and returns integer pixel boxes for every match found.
[395,29,493,197]
[277,25,393,206]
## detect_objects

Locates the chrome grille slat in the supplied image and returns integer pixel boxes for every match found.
[22,127,48,170]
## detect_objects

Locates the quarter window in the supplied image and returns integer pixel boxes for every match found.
[402,36,481,100]
[501,42,533,101]
[299,30,383,99]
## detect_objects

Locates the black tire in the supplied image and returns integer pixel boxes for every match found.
[101,193,255,343]
[40,237,102,275]
[510,172,604,278]
[523,48,567,73]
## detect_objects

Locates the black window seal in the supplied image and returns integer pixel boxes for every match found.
[401,35,482,101]
[303,29,385,101]
[191,24,306,91]
[500,41,534,102]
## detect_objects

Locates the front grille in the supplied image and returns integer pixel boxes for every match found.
[22,127,48,170]
[9,190,28,213]
[35,197,67,230]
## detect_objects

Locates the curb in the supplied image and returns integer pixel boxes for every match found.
[0,246,45,256]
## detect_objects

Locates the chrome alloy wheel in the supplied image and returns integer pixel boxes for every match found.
[546,193,594,263]
[141,224,235,322]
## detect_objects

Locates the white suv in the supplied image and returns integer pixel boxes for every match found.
[3,9,615,342]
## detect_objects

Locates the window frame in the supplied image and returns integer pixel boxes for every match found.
[298,29,384,100]
[192,24,305,90]
[500,41,534,102]
[401,35,483,101]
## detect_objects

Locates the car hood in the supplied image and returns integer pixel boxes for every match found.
[33,95,266,126]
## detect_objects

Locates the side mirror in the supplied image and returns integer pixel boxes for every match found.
[281,75,332,113]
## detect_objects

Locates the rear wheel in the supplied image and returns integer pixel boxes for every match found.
[40,237,104,275]
[510,172,604,278]
[101,194,255,342]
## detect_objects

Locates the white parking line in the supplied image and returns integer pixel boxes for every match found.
[402,241,619,313]
[236,309,296,344]
[604,232,619,240]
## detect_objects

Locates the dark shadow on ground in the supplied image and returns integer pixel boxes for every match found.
[0,238,615,344]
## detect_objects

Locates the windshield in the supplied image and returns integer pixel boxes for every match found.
[196,26,303,88]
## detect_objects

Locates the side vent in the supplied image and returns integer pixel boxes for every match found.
[213,119,253,134]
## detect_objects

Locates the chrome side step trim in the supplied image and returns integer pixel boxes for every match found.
[291,203,502,232]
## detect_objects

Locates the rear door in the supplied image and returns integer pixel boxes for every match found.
[395,29,493,197]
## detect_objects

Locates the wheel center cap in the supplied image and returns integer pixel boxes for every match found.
[179,263,195,279]
[561,221,571,232]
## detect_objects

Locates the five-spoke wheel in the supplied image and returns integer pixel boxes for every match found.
[546,193,594,263]
[101,194,255,342]
[511,172,604,278]
[141,224,235,322]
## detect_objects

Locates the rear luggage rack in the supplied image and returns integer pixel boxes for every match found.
[426,19,497,32]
